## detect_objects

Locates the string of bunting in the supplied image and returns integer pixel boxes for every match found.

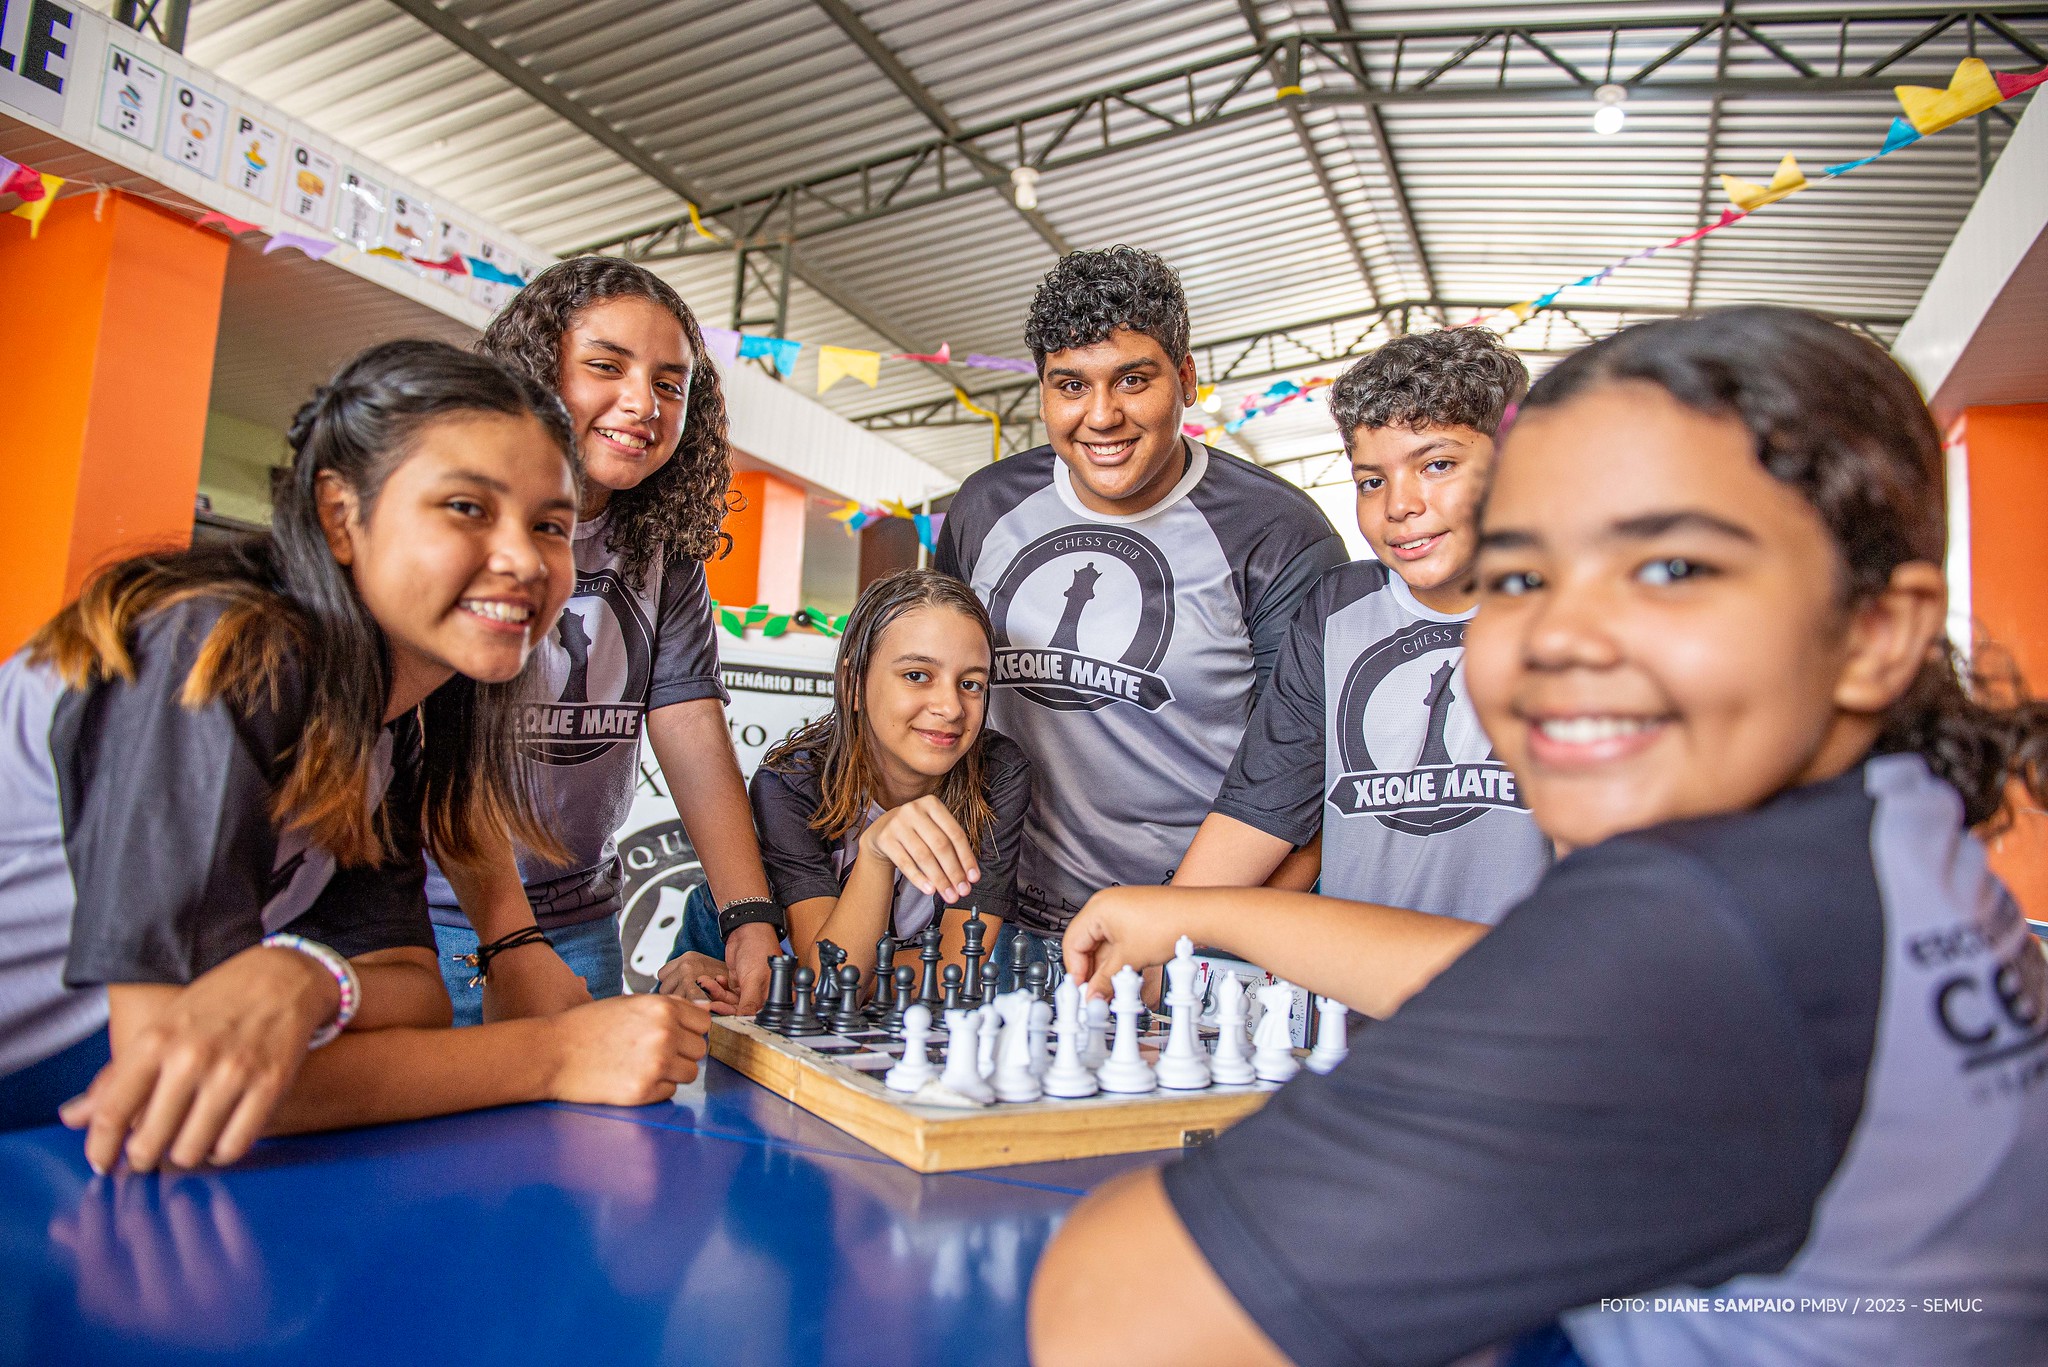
[713,602,850,639]
[826,497,945,551]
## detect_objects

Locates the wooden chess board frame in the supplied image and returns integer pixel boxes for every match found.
[709,1015,1273,1173]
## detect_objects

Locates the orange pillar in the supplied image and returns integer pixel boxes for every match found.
[704,469,806,613]
[0,190,229,656]
[1954,404,2048,918]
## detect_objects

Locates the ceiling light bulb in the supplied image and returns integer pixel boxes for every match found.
[1011,166,1041,211]
[1592,83,1627,135]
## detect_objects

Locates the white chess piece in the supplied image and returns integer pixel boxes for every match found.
[939,1007,994,1103]
[1306,995,1349,1074]
[1155,936,1211,1090]
[885,1003,938,1092]
[993,991,1044,1102]
[975,1001,999,1079]
[1043,977,1100,1098]
[1027,996,1053,1078]
[1096,966,1157,1094]
[1252,981,1300,1083]
[1207,971,1256,1085]
[1081,989,1111,1070]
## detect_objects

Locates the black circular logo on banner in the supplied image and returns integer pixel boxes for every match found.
[987,526,1176,712]
[617,820,705,994]
[1336,618,1495,835]
[523,568,653,766]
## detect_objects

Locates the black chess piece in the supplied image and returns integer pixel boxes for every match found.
[829,965,865,1034]
[1008,928,1033,995]
[1044,936,1065,995]
[755,954,796,1033]
[941,963,963,1012]
[916,925,944,1009]
[868,953,897,1023]
[978,953,1003,1004]
[959,913,987,1005]
[814,939,845,1012]
[1025,960,1048,1003]
[866,932,897,1018]
[882,965,915,1034]
[785,967,825,1037]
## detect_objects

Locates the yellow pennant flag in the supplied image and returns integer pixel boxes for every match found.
[10,173,66,238]
[1504,301,1536,323]
[1721,155,1808,212]
[1895,58,2005,135]
[817,345,881,395]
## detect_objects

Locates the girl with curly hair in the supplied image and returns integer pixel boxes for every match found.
[425,257,784,1021]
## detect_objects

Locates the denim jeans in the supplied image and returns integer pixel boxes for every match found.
[666,882,725,964]
[434,915,625,1027]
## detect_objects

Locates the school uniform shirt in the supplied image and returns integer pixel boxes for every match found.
[935,438,1346,934]
[0,598,436,1080]
[1213,559,1552,922]
[1163,754,2048,1367]
[425,509,727,931]
[749,732,1033,940]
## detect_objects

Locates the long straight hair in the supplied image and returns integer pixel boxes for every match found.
[28,340,577,867]
[763,570,997,852]
[1522,306,2048,831]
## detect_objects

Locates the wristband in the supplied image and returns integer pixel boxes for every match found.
[717,896,788,942]
[455,925,554,988]
[260,933,359,1049]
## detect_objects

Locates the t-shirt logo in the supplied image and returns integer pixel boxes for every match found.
[1330,620,1525,834]
[987,527,1177,713]
[520,568,652,765]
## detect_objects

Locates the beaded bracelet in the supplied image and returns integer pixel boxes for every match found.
[260,933,360,1049]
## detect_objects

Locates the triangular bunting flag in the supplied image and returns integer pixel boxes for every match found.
[8,173,65,237]
[1722,155,1808,212]
[411,254,469,274]
[196,210,262,235]
[366,245,407,260]
[1505,301,1536,323]
[739,334,802,376]
[699,326,741,369]
[1895,58,2005,135]
[0,157,38,200]
[891,343,951,364]
[1823,117,1923,176]
[1994,64,2048,99]
[817,345,881,394]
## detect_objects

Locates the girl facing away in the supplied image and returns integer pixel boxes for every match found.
[677,569,1031,999]
[1033,307,2048,1367]
[0,341,707,1172]
[427,256,786,1024]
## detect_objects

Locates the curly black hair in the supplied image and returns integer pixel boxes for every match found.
[1329,327,1530,450]
[1024,245,1190,372]
[479,256,732,586]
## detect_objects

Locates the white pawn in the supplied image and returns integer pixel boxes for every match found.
[939,1007,994,1104]
[1155,936,1211,1091]
[1043,977,1100,1098]
[975,1001,1000,1079]
[993,991,1044,1103]
[1207,971,1256,1085]
[1252,981,1300,1083]
[1096,966,1157,1094]
[1028,996,1053,1078]
[885,1003,938,1092]
[1306,995,1349,1075]
[1081,988,1111,1070]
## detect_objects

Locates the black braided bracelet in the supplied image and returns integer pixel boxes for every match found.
[717,896,788,943]
[455,926,554,988]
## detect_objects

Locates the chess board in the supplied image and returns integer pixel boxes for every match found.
[708,1014,1277,1173]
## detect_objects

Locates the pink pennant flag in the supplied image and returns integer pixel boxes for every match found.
[1995,64,2048,99]
[891,343,952,365]
[196,210,261,235]
[410,254,469,274]
[1665,208,1745,250]
[262,232,340,261]
[0,159,46,201]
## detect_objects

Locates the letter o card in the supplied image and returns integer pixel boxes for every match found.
[162,81,227,178]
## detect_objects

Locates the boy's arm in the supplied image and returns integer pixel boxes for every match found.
[646,698,778,1014]
[437,832,592,1021]
[1170,813,1294,889]
[1063,885,1485,1019]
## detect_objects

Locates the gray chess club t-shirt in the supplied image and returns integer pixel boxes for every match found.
[1214,559,1552,922]
[426,510,728,930]
[0,598,436,1079]
[1164,754,2048,1367]
[749,732,1033,940]
[936,438,1346,934]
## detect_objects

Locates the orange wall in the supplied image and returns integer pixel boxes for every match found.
[705,469,807,612]
[1958,404,2048,919]
[0,191,228,656]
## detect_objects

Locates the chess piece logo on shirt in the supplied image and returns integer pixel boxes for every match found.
[986,527,1177,713]
[616,820,704,994]
[1330,620,1525,834]
[522,568,653,764]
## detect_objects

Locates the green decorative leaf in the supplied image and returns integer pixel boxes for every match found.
[764,614,791,638]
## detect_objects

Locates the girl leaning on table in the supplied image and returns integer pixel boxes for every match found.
[0,341,706,1172]
[670,569,1032,1004]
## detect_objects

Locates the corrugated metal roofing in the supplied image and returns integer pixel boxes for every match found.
[157,0,2045,481]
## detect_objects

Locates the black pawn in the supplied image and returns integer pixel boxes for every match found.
[866,932,897,1019]
[883,964,915,1034]
[941,963,963,1012]
[755,954,796,1033]
[915,925,944,1009]
[959,914,987,1005]
[786,967,825,1037]
[1008,928,1033,995]
[978,953,1003,1004]
[829,964,865,1034]
[1025,960,1048,1003]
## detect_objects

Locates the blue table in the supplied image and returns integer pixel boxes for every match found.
[0,1059,1154,1366]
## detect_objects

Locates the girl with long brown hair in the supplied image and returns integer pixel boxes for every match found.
[0,341,707,1169]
